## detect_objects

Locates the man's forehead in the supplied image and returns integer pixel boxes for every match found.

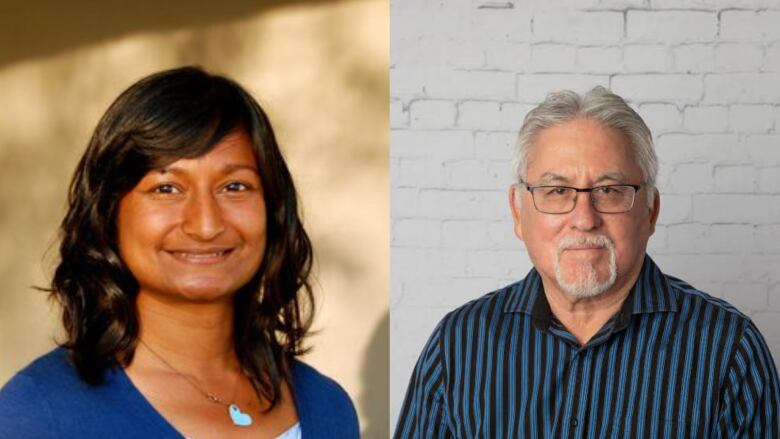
[524,119,641,182]
[536,171,629,184]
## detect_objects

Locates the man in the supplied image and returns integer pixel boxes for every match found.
[395,87,780,438]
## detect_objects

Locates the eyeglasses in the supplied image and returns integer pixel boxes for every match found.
[521,182,641,214]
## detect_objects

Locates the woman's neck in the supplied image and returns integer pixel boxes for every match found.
[132,291,239,376]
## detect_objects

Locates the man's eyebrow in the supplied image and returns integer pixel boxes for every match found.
[537,172,569,183]
[594,172,628,184]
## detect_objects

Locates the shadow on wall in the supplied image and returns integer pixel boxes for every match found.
[361,311,389,439]
[0,0,342,67]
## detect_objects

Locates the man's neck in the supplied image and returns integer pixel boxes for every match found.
[540,263,643,346]
[131,291,240,378]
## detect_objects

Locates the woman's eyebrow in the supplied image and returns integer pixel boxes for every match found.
[156,163,259,175]
[219,163,259,174]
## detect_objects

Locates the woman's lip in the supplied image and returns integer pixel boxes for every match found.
[165,249,234,264]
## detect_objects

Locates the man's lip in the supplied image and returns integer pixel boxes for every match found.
[564,246,604,250]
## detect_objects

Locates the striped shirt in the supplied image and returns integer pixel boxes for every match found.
[395,255,780,438]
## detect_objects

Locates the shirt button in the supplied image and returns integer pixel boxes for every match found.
[570,418,578,428]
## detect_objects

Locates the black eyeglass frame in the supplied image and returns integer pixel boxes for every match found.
[520,182,642,214]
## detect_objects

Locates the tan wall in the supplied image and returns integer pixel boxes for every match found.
[0,1,388,437]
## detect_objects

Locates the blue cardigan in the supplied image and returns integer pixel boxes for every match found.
[0,348,359,438]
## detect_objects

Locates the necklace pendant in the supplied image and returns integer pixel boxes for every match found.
[229,404,253,427]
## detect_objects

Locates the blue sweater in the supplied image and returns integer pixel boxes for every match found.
[0,348,359,438]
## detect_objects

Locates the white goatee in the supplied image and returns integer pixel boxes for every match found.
[553,235,617,298]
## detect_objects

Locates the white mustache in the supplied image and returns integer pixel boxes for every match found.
[557,235,614,253]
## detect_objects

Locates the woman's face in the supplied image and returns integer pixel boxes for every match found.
[116,129,267,303]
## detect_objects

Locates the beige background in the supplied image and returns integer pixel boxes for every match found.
[0,1,388,437]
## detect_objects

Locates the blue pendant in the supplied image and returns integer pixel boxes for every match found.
[229,404,253,427]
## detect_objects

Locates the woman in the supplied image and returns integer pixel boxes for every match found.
[0,67,359,438]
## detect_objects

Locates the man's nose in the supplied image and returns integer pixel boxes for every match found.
[569,192,602,231]
[181,191,225,240]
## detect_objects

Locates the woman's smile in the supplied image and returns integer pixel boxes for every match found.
[165,247,236,265]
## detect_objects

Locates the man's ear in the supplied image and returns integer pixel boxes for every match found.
[648,189,660,235]
[509,184,524,241]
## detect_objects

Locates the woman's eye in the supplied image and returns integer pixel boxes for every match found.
[225,181,249,192]
[152,184,179,194]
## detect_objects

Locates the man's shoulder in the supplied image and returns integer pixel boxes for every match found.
[665,274,751,321]
[435,278,528,333]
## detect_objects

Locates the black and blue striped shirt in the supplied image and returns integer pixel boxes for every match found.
[395,255,780,438]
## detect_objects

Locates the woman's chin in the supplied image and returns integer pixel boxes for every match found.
[150,282,238,304]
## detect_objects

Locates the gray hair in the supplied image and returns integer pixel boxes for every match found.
[513,86,658,206]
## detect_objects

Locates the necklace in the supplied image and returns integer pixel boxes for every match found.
[138,339,255,427]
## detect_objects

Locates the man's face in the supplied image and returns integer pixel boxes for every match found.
[510,118,660,299]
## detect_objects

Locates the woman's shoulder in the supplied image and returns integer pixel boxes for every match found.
[290,360,360,438]
[0,347,179,438]
[0,348,80,437]
[0,348,81,404]
[290,360,351,400]
[4,347,75,383]
[1,347,119,403]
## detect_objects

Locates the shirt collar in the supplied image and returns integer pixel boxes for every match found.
[504,254,678,327]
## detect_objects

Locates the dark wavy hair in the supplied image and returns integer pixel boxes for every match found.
[49,66,314,409]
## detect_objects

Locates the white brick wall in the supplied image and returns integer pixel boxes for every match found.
[626,11,718,43]
[534,12,623,45]
[391,0,780,428]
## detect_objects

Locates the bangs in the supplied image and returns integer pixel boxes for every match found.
[131,79,252,170]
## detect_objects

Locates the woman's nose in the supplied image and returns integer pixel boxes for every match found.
[181,192,226,240]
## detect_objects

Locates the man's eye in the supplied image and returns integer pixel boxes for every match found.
[546,187,568,196]
[596,186,623,195]
[152,184,179,194]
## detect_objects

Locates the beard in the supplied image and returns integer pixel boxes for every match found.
[553,235,617,298]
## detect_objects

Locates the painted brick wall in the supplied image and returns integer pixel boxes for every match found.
[390,0,780,428]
